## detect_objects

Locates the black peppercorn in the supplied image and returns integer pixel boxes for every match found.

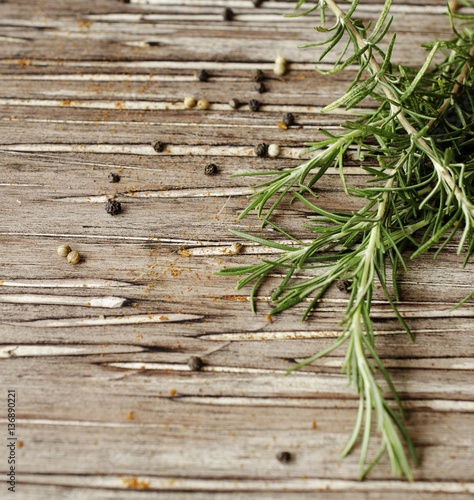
[255,143,267,157]
[337,280,352,293]
[228,98,241,109]
[276,451,292,464]
[197,69,209,82]
[187,356,204,371]
[105,198,122,216]
[252,69,264,82]
[255,82,267,94]
[151,140,164,153]
[282,112,295,127]
[223,7,234,21]
[204,163,218,175]
[249,99,260,112]
[252,0,264,6]
[107,173,120,183]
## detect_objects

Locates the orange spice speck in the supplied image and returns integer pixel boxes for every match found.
[122,477,150,490]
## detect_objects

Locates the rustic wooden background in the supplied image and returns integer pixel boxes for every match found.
[1,0,474,498]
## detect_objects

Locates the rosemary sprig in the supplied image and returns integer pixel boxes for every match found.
[217,0,474,479]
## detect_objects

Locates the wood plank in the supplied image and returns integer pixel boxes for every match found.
[1,0,474,497]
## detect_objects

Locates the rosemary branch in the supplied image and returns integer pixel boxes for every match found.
[218,0,474,480]
[326,0,474,232]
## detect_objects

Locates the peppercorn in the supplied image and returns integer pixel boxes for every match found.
[151,140,164,153]
[267,144,280,157]
[187,356,204,371]
[196,98,210,110]
[107,173,120,183]
[223,7,234,21]
[255,82,267,94]
[57,244,71,257]
[248,99,260,112]
[67,250,81,265]
[252,0,264,6]
[274,55,287,76]
[337,280,352,293]
[252,69,264,82]
[448,0,460,12]
[197,69,209,82]
[282,112,295,127]
[228,98,241,109]
[231,242,244,254]
[183,96,196,109]
[276,451,292,464]
[204,163,218,176]
[255,143,268,157]
[106,198,122,216]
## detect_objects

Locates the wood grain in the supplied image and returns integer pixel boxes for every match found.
[1,0,474,498]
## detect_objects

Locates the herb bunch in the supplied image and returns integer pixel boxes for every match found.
[217,0,474,480]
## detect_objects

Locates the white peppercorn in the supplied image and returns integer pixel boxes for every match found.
[268,144,280,157]
[183,96,196,109]
[231,242,244,254]
[57,244,72,257]
[196,98,210,110]
[273,55,287,76]
[67,250,81,265]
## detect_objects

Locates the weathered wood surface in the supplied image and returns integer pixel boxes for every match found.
[1,0,474,498]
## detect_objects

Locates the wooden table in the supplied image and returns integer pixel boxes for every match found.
[1,0,473,498]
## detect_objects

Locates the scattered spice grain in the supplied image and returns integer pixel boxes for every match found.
[187,356,204,371]
[67,250,81,265]
[106,198,122,216]
[255,82,267,94]
[248,99,260,112]
[196,98,210,110]
[276,451,292,464]
[273,55,287,76]
[183,96,196,109]
[228,98,241,109]
[204,163,218,176]
[267,143,280,157]
[252,69,264,82]
[337,280,352,293]
[282,112,295,127]
[231,242,244,254]
[252,0,264,6]
[57,244,71,257]
[223,7,234,21]
[196,69,209,82]
[255,143,268,157]
[107,172,120,183]
[151,140,165,153]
